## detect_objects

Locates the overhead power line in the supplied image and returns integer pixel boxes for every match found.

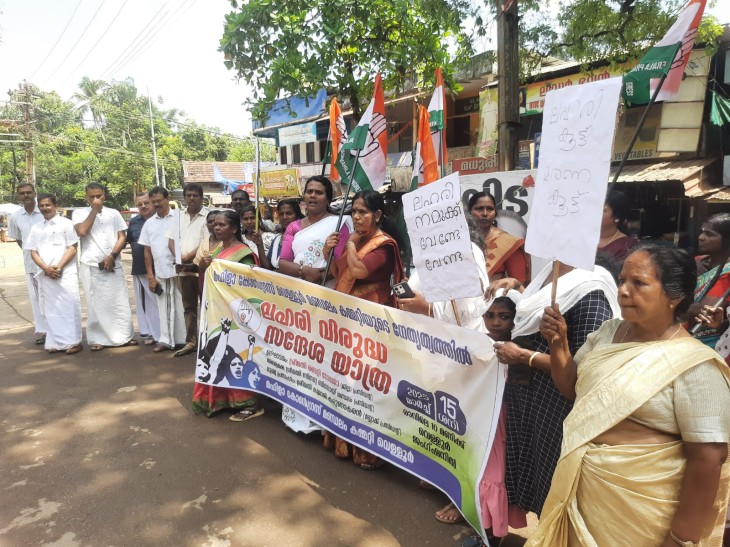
[43,0,109,85]
[29,0,85,81]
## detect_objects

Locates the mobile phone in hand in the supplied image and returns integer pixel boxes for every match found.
[153,284,164,296]
[392,281,415,299]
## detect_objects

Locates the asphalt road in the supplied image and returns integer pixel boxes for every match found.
[0,241,532,547]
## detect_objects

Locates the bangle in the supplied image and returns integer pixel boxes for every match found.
[528,351,539,368]
[668,530,698,547]
[346,241,356,250]
[428,302,433,317]
[111,251,119,259]
[298,264,304,278]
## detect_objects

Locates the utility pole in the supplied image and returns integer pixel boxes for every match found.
[497,0,520,171]
[20,82,34,184]
[147,87,160,187]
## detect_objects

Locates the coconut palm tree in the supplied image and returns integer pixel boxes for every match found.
[73,77,108,142]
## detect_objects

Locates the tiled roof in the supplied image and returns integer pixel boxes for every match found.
[608,157,720,197]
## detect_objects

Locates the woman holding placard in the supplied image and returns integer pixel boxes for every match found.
[528,246,730,546]
[488,256,620,518]
[468,191,530,285]
[322,189,405,469]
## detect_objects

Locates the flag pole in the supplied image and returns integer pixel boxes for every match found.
[254,137,261,232]
[321,149,363,285]
[322,127,332,177]
[608,71,668,193]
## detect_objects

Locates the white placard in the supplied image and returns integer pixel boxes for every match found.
[403,173,482,302]
[524,77,622,270]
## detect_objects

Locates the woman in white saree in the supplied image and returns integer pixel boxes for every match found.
[532,245,730,547]
[276,176,353,433]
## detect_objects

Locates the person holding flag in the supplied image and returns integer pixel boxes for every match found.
[411,105,440,189]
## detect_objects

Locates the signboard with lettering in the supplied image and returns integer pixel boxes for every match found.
[454,96,481,116]
[525,77,623,270]
[278,122,318,147]
[403,173,482,302]
[451,157,499,175]
[259,168,301,198]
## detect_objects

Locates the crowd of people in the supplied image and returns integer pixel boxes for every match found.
[8,176,730,546]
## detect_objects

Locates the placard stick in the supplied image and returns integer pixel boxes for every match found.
[254,137,261,232]
[450,300,461,326]
[550,260,560,307]
[321,127,332,177]
[321,149,363,286]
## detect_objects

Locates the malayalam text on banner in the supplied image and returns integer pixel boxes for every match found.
[196,261,504,534]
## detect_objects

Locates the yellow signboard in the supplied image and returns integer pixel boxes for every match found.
[259,168,301,198]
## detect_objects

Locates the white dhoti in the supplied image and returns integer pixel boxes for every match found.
[79,263,134,346]
[37,271,82,351]
[155,277,186,349]
[133,274,161,342]
[26,273,49,336]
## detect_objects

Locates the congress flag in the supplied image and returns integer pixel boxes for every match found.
[411,105,440,189]
[622,0,706,106]
[428,68,448,172]
[328,97,346,181]
[338,73,388,192]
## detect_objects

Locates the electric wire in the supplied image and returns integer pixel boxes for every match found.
[29,0,85,81]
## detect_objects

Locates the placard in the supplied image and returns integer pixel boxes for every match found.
[402,173,482,302]
[524,78,622,270]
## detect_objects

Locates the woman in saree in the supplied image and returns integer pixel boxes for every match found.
[264,198,304,271]
[468,191,530,285]
[192,210,262,421]
[278,175,352,286]
[186,209,220,293]
[597,190,638,263]
[688,213,730,349]
[487,255,620,518]
[321,190,404,469]
[532,245,730,547]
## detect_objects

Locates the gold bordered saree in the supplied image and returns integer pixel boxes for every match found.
[526,323,730,546]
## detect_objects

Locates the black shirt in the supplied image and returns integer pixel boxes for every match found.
[127,214,148,276]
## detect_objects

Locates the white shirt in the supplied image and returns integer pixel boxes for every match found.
[9,205,44,273]
[72,207,127,267]
[25,216,80,274]
[165,206,209,257]
[138,211,176,279]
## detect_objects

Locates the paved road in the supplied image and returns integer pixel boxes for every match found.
[0,241,532,547]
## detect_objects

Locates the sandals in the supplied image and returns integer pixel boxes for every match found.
[229,408,265,422]
[35,335,46,345]
[65,344,83,355]
[360,461,384,471]
[143,337,156,346]
[174,343,196,357]
[434,502,465,524]
[90,345,104,351]
[121,339,138,347]
[153,344,170,353]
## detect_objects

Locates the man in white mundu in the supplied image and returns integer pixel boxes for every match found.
[139,186,186,353]
[8,182,49,345]
[25,194,83,354]
[72,183,135,351]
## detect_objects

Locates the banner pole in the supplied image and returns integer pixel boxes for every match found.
[608,71,668,193]
[254,137,261,232]
[450,300,461,326]
[321,149,363,286]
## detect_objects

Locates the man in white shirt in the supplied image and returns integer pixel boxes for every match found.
[8,182,48,344]
[73,183,135,351]
[139,186,186,353]
[168,183,208,357]
[25,194,83,354]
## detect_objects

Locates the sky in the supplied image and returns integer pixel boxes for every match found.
[0,0,255,136]
[0,0,726,139]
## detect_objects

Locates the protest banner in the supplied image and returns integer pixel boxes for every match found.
[402,173,483,303]
[196,261,503,535]
[524,78,623,270]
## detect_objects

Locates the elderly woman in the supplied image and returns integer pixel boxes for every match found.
[530,246,730,546]
[278,175,352,286]
[321,190,404,469]
[688,213,730,349]
[192,210,261,421]
[468,191,530,285]
[488,256,620,519]
[597,190,638,262]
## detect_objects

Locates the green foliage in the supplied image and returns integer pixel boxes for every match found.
[0,78,261,208]
[512,0,724,75]
[220,0,477,123]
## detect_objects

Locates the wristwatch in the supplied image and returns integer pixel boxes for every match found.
[669,530,698,547]
[111,251,119,259]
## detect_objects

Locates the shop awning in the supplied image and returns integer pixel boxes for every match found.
[706,188,730,203]
[609,157,719,197]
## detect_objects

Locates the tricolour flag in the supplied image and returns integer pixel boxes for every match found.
[622,0,706,106]
[411,105,440,189]
[428,68,448,174]
[328,97,346,180]
[337,73,388,192]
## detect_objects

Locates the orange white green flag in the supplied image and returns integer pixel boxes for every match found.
[622,0,706,106]
[411,105,440,189]
[337,73,388,192]
[428,68,448,173]
[328,97,346,180]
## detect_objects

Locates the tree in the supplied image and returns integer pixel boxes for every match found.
[219,0,478,123]
[511,0,723,74]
